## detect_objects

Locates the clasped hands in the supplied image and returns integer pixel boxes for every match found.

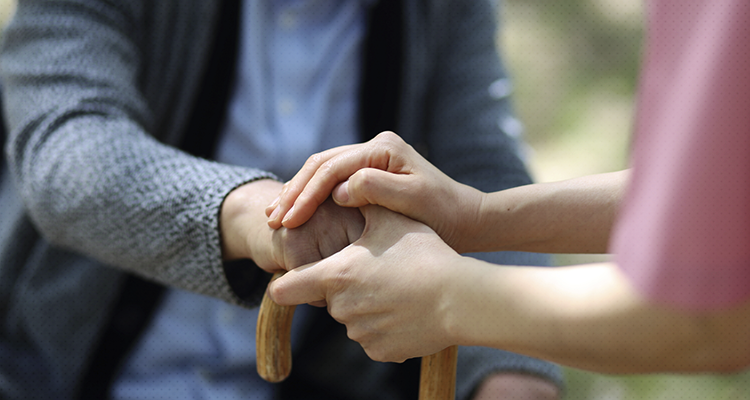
[220,132,480,362]
[220,133,562,398]
[260,132,487,363]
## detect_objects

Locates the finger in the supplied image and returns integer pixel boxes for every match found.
[264,191,282,218]
[361,341,408,364]
[338,168,420,217]
[266,145,355,228]
[308,300,328,307]
[357,202,396,225]
[279,145,394,229]
[331,181,351,205]
[267,260,328,306]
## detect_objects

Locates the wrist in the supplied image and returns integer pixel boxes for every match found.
[443,258,518,349]
[220,179,283,262]
[462,188,528,253]
[451,187,490,253]
[220,186,251,261]
[441,256,486,345]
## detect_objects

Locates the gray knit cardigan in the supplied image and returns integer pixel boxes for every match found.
[0,0,563,399]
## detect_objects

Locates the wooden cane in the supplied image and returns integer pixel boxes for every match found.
[419,345,459,400]
[256,272,296,383]
[257,271,459,399]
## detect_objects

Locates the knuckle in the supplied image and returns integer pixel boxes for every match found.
[306,152,325,166]
[323,269,360,314]
[317,160,340,186]
[300,153,326,173]
[268,281,288,303]
[327,306,348,325]
[350,169,374,192]
[375,130,399,144]
[346,326,365,343]
[327,265,353,293]
[363,346,391,363]
[350,170,382,206]
[275,229,320,268]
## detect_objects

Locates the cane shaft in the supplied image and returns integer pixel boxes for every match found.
[419,345,459,400]
[256,271,296,383]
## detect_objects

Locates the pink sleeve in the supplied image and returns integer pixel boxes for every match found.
[611,0,750,310]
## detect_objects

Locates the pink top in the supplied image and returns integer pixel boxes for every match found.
[611,0,750,310]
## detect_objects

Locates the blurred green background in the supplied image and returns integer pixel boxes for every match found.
[500,0,637,183]
[1,0,748,398]
[500,1,750,399]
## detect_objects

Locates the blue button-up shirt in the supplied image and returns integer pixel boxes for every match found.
[113,1,372,398]
[215,0,366,181]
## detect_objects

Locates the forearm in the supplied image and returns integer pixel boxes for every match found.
[1,1,281,305]
[447,259,750,373]
[464,170,628,254]
[12,114,273,282]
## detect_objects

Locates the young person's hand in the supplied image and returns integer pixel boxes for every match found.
[268,205,464,362]
[266,131,484,253]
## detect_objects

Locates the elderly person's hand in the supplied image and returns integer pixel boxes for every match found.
[221,179,364,273]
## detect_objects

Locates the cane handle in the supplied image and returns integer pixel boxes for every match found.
[257,272,459,399]
[256,271,296,383]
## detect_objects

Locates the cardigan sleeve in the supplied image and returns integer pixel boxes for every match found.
[0,0,276,306]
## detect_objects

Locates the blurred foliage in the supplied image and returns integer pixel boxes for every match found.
[500,0,642,182]
[0,0,13,29]
[498,3,750,399]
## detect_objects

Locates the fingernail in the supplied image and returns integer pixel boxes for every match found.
[281,205,295,224]
[269,206,280,221]
[333,181,350,204]
[268,196,280,209]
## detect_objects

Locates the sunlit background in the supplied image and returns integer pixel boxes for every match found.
[501,1,750,399]
[1,0,749,398]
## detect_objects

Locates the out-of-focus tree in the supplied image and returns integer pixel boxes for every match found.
[0,0,14,29]
[500,3,750,399]
[500,0,642,182]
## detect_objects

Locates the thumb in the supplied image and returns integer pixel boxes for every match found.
[333,168,418,217]
[267,261,327,306]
